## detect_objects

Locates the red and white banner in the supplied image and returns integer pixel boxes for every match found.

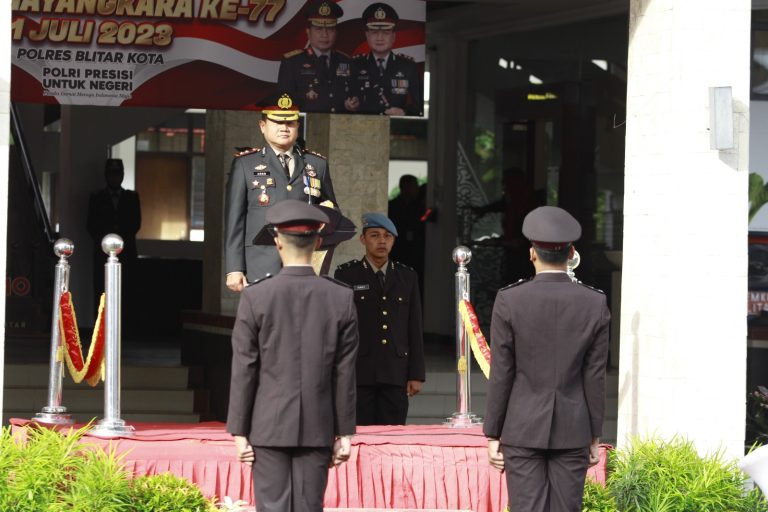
[11,0,425,112]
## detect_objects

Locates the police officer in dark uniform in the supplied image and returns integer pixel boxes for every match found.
[277,0,354,113]
[348,2,423,116]
[224,94,338,292]
[334,213,425,425]
[483,206,610,512]
[227,200,358,512]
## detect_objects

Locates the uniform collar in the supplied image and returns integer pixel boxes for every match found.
[279,266,315,277]
[533,271,571,283]
[363,256,389,275]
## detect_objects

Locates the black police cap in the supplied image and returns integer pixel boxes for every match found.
[253,200,330,245]
[522,206,581,249]
[305,0,343,27]
[362,2,398,29]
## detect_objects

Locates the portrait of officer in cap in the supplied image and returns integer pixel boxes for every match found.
[334,212,425,425]
[224,93,338,292]
[277,0,355,113]
[348,2,424,116]
[227,200,358,512]
[483,206,610,512]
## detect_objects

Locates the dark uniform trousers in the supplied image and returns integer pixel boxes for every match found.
[334,258,425,426]
[350,52,423,116]
[483,272,610,512]
[226,266,358,512]
[224,145,337,282]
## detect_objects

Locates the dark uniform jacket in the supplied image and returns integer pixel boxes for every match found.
[350,52,423,116]
[334,258,425,387]
[277,48,352,113]
[224,145,337,281]
[483,272,610,449]
[86,187,141,260]
[226,266,359,447]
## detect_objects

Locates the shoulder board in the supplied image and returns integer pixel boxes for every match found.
[395,52,415,62]
[283,48,304,58]
[499,277,532,291]
[322,275,352,288]
[233,147,259,157]
[576,280,605,294]
[245,274,273,287]
[394,261,415,272]
[303,148,326,159]
[335,259,359,272]
[353,53,367,60]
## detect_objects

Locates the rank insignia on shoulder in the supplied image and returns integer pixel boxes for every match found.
[305,149,326,159]
[395,52,415,62]
[336,260,358,271]
[246,273,273,287]
[500,277,532,291]
[322,275,352,288]
[234,147,258,157]
[284,49,303,58]
[576,280,605,294]
[394,261,415,272]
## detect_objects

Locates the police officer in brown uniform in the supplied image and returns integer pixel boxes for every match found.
[227,200,358,512]
[348,3,423,116]
[224,94,338,292]
[484,206,610,512]
[277,0,354,113]
[334,213,425,425]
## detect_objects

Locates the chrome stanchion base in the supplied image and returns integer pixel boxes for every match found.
[33,407,74,426]
[89,418,134,438]
[444,412,482,428]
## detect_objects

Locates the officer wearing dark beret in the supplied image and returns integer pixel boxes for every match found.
[277,0,355,113]
[347,2,423,116]
[334,212,426,425]
[484,206,610,512]
[227,199,359,512]
[224,94,338,292]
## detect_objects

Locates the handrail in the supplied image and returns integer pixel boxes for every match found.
[10,102,56,244]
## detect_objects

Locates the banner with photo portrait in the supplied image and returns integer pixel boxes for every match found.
[11,0,426,115]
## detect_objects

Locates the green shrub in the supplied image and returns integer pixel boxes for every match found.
[0,424,221,511]
[130,472,217,512]
[582,478,617,512]
[607,436,767,512]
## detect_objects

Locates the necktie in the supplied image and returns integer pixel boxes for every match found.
[376,270,386,288]
[320,55,329,72]
[278,153,291,179]
[376,58,385,76]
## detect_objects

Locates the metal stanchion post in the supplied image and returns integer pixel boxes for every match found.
[445,246,482,427]
[567,250,581,282]
[91,234,133,437]
[34,239,75,425]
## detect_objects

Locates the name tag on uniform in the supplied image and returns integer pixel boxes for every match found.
[354,284,370,291]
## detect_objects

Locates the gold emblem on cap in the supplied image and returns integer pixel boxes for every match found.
[277,94,293,110]
[374,7,386,19]
[319,2,331,16]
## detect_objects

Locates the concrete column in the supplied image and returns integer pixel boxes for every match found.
[619,0,750,458]
[202,110,264,316]
[0,0,11,416]
[305,114,390,269]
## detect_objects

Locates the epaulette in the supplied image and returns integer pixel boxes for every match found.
[353,53,366,60]
[394,261,415,272]
[283,48,304,58]
[245,274,273,287]
[322,275,352,288]
[304,148,326,159]
[335,259,359,271]
[233,146,259,157]
[395,52,415,62]
[499,277,532,291]
[576,280,605,294]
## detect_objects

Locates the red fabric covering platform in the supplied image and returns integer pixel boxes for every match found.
[10,420,609,511]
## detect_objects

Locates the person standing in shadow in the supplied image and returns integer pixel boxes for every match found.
[87,158,141,333]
